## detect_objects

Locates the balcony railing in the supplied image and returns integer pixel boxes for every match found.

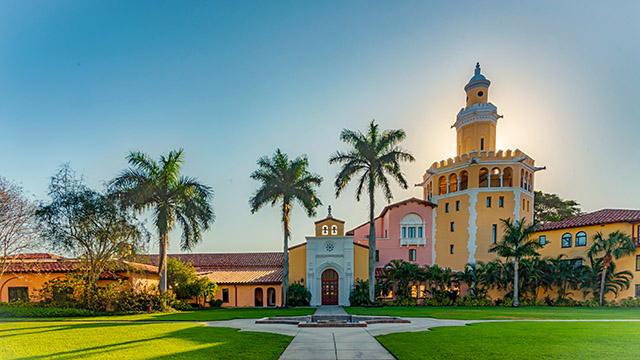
[400,237,427,247]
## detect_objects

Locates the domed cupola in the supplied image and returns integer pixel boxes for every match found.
[464,63,491,106]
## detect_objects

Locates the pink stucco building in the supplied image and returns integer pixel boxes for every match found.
[348,198,436,268]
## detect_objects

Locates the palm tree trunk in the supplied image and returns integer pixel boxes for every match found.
[513,258,519,307]
[599,261,609,307]
[158,232,168,293]
[282,202,290,307]
[368,176,376,304]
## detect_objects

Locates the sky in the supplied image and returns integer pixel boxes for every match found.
[1,1,639,254]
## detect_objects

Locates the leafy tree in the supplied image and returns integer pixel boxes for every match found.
[489,218,541,307]
[249,149,322,306]
[580,256,632,302]
[330,120,415,303]
[287,281,312,306]
[533,191,581,225]
[37,165,148,288]
[167,258,217,306]
[587,231,636,306]
[384,259,421,300]
[349,279,371,306]
[0,177,37,282]
[110,149,214,293]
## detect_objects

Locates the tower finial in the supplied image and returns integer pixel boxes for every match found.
[475,62,481,75]
[328,205,332,218]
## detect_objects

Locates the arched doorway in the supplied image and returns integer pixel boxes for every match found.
[321,269,339,305]
[267,287,276,306]
[254,288,263,307]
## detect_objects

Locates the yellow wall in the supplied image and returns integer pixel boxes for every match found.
[466,85,488,106]
[288,244,307,285]
[212,284,282,307]
[457,122,496,155]
[535,222,640,300]
[435,193,470,270]
[474,191,519,264]
[0,271,159,303]
[314,218,345,236]
[354,245,370,282]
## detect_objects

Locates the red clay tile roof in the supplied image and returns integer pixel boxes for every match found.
[346,197,436,235]
[5,259,158,275]
[145,252,283,269]
[314,216,345,224]
[201,267,283,285]
[2,253,63,260]
[536,209,640,231]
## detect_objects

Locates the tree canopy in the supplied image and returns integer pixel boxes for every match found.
[36,165,149,288]
[533,191,582,224]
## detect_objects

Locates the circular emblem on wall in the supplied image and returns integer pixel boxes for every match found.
[325,242,335,252]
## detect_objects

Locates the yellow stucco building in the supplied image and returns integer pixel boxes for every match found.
[419,63,543,270]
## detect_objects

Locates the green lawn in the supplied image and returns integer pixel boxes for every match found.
[0,322,292,359]
[346,306,640,320]
[377,322,640,360]
[0,307,315,322]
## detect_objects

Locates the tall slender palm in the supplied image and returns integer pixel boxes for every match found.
[330,120,414,303]
[489,218,540,307]
[110,149,214,292]
[250,149,322,307]
[588,231,636,307]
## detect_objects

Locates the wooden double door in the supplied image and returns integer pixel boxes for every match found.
[321,269,339,305]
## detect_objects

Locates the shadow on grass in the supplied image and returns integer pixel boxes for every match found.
[7,322,292,360]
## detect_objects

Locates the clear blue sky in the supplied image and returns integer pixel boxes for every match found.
[1,1,639,254]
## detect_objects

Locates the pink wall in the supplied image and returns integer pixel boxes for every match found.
[352,199,434,268]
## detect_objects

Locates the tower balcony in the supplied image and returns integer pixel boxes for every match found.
[453,102,501,130]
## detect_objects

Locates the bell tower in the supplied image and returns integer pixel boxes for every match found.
[453,63,502,156]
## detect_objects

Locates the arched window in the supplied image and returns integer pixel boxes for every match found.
[490,167,501,187]
[520,170,524,188]
[267,287,276,306]
[322,225,328,235]
[479,168,489,188]
[401,214,424,239]
[331,225,338,235]
[562,233,572,248]
[527,173,533,191]
[438,176,447,195]
[576,231,587,247]
[254,288,264,307]
[322,269,338,279]
[480,137,485,151]
[449,173,458,192]
[503,167,513,187]
[459,171,469,190]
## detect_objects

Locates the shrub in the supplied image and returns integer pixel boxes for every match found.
[111,288,175,312]
[209,299,223,308]
[0,302,98,318]
[349,279,371,306]
[500,298,514,307]
[171,299,193,311]
[423,297,452,306]
[287,282,311,306]
[519,298,545,307]
[619,297,640,308]
[385,298,418,307]
[455,296,492,307]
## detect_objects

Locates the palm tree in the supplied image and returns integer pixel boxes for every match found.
[489,218,540,307]
[110,149,214,292]
[329,120,415,302]
[587,231,636,307]
[580,256,633,301]
[249,149,322,307]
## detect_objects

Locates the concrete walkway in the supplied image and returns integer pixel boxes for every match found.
[278,306,395,360]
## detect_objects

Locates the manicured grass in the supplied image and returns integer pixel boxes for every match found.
[376,322,640,360]
[0,307,315,322]
[346,306,640,320]
[1,322,292,359]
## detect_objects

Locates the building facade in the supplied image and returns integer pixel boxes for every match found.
[349,197,436,268]
[418,63,543,270]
